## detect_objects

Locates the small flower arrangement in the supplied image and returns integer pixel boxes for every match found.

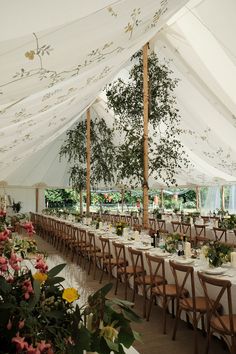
[202,241,233,267]
[164,233,181,253]
[115,222,127,236]
[0,222,141,353]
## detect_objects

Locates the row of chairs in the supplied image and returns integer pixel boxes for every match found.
[31,212,236,354]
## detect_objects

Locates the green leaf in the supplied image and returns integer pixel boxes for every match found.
[28,279,41,309]
[133,330,142,342]
[45,276,65,285]
[77,326,91,350]
[48,263,66,277]
[118,326,135,348]
[104,337,119,352]
[0,276,12,294]
[106,298,134,308]
[122,307,142,323]
[89,283,113,302]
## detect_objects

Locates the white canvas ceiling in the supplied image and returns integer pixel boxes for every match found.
[1,0,236,189]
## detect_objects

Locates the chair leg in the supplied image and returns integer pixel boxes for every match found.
[124,275,128,300]
[132,283,136,303]
[93,256,99,280]
[100,262,105,283]
[172,305,181,340]
[143,285,146,318]
[115,273,119,295]
[205,324,211,354]
[193,323,198,354]
[163,297,167,335]
[146,295,154,321]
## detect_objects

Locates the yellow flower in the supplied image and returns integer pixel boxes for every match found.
[100,325,118,342]
[25,50,35,60]
[33,272,48,283]
[62,288,79,303]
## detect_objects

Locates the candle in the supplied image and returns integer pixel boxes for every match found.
[185,241,192,258]
[134,230,140,242]
[231,252,236,267]
[123,228,128,239]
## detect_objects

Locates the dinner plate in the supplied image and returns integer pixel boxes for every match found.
[120,240,135,244]
[136,245,153,250]
[150,250,169,257]
[204,268,225,275]
[174,258,195,265]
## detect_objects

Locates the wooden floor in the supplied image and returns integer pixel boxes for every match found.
[35,236,229,354]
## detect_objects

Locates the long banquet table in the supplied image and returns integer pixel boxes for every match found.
[31,213,236,315]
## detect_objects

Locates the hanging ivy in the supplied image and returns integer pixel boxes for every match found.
[60,114,117,191]
[106,50,190,187]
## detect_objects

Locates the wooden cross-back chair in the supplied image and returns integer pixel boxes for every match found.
[197,272,233,354]
[145,254,176,334]
[170,261,208,354]
[213,227,227,243]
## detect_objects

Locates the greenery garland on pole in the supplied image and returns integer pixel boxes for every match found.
[106,50,189,188]
[60,113,117,215]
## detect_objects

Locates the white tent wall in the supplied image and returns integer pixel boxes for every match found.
[1,0,236,191]
[1,187,45,213]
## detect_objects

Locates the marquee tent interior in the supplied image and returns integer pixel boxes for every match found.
[1,0,236,211]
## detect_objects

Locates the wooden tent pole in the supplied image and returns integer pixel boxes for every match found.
[196,186,201,211]
[86,108,91,216]
[143,43,149,229]
[80,189,83,216]
[161,189,164,209]
[35,188,39,212]
[221,185,225,210]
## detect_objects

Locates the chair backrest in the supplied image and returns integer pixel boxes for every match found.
[128,247,145,281]
[87,231,96,251]
[132,217,140,226]
[213,227,227,243]
[181,222,192,238]
[202,216,210,224]
[120,215,126,223]
[133,224,142,232]
[171,221,182,233]
[194,224,206,237]
[156,219,166,233]
[59,221,66,236]
[113,242,127,268]
[197,272,234,335]
[74,226,80,242]
[114,215,121,223]
[78,228,87,244]
[169,260,194,304]
[99,237,111,258]
[146,253,165,287]
[125,215,132,227]
[149,218,156,230]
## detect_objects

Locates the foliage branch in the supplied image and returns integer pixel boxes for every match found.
[106,50,189,187]
[60,115,116,191]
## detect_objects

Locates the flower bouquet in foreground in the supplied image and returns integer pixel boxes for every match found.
[0,225,141,353]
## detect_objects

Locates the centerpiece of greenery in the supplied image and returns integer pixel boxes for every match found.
[218,214,236,230]
[202,241,233,267]
[0,224,141,353]
[115,222,127,236]
[164,233,181,253]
